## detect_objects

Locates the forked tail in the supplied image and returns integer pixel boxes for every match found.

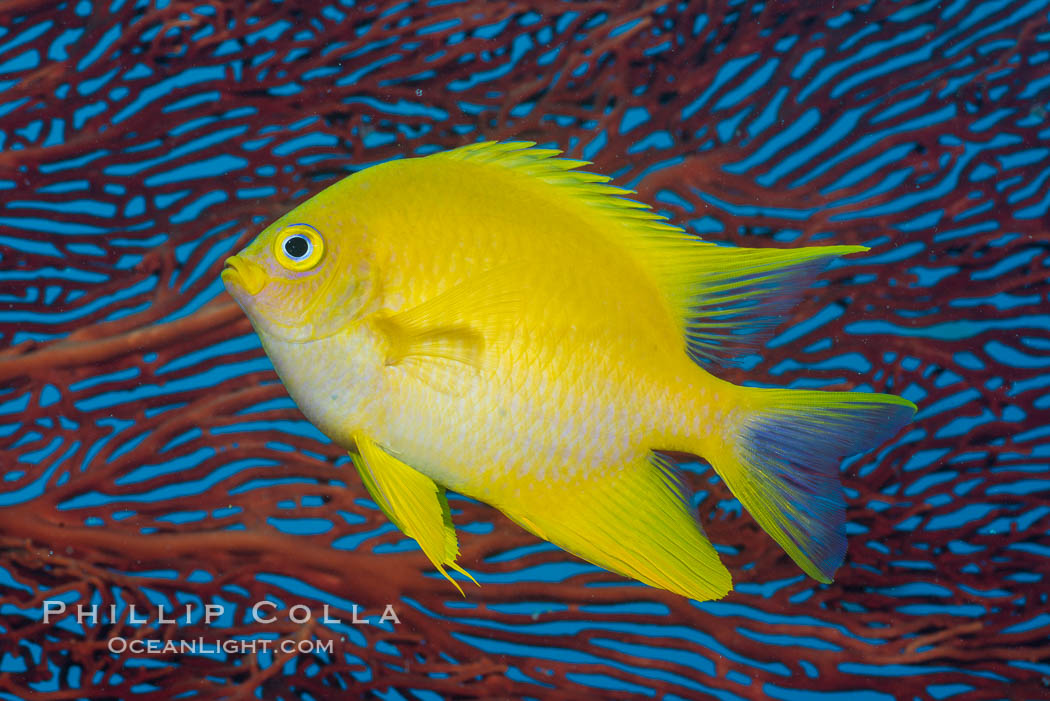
[705,387,916,582]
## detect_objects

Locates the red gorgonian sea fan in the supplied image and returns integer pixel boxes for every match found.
[0,1,1048,698]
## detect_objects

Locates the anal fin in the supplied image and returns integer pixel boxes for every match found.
[499,453,731,601]
[351,433,477,593]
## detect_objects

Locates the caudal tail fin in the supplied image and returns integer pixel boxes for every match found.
[707,387,916,582]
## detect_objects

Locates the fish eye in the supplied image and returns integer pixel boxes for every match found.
[274,224,324,271]
[283,234,311,260]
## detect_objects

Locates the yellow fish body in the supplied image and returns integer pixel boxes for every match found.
[221,141,915,600]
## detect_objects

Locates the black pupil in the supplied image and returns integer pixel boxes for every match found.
[284,235,309,258]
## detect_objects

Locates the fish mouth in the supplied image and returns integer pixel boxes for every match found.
[221,255,268,296]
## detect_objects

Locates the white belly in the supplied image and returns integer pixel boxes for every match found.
[259,324,389,450]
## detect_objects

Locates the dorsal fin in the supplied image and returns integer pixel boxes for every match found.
[431,141,867,365]
[435,140,683,241]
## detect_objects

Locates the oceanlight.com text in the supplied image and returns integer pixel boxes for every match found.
[107,637,335,655]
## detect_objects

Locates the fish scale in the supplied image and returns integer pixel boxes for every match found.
[381,325,658,495]
[222,140,915,600]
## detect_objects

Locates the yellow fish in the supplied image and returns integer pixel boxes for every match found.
[221,141,915,600]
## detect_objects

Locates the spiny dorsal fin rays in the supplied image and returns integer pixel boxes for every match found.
[431,141,869,365]
[435,140,686,239]
[351,435,478,594]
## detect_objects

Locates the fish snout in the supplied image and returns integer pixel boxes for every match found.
[221,255,269,295]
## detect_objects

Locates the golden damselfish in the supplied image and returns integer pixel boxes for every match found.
[221,141,915,600]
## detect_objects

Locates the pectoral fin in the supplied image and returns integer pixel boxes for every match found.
[351,433,477,593]
[499,453,732,601]
[374,267,522,374]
